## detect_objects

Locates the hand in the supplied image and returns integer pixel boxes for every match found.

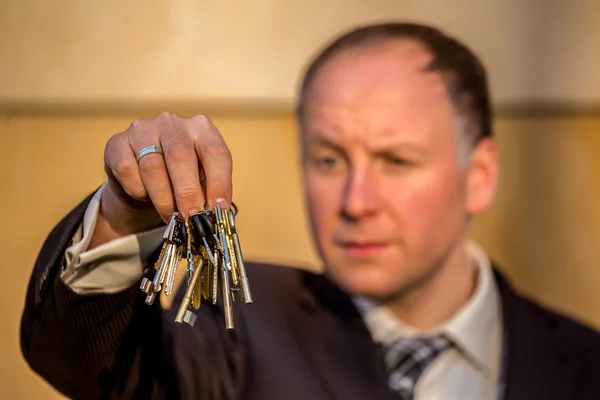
[91,112,232,248]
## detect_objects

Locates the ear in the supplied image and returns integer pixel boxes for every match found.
[466,137,499,216]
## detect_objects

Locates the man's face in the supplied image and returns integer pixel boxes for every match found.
[301,38,481,301]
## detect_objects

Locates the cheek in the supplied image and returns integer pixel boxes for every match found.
[387,169,465,233]
[304,173,343,236]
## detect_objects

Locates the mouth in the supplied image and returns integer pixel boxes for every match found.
[338,241,390,257]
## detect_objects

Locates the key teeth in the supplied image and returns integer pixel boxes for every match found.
[140,277,152,294]
[183,310,197,327]
[145,292,156,305]
[230,288,242,302]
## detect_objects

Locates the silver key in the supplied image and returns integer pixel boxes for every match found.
[227,208,252,304]
[140,212,185,303]
[150,202,252,331]
[219,255,235,330]
[175,257,205,326]
[140,213,179,303]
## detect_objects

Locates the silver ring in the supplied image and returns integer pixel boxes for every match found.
[136,145,163,163]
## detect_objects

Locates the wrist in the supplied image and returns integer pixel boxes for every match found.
[88,184,164,250]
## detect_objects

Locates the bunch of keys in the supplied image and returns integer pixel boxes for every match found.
[140,202,252,330]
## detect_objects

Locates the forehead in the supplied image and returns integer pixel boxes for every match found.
[302,38,455,141]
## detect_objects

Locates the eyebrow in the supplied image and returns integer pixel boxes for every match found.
[370,142,429,158]
[305,134,428,158]
[303,134,345,152]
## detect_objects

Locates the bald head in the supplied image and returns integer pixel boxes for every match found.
[296,22,492,158]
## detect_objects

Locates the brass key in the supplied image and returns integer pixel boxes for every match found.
[148,202,252,331]
[190,212,217,268]
[212,248,219,305]
[215,204,233,275]
[175,256,205,327]
[221,208,239,286]
[141,213,179,304]
[140,212,185,303]
[161,213,186,296]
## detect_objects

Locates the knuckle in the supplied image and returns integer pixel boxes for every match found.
[211,178,231,189]
[153,197,175,214]
[165,141,194,162]
[129,118,148,131]
[158,111,177,124]
[126,185,148,202]
[176,186,200,203]
[105,133,120,150]
[191,114,211,126]
[138,154,164,173]
[112,159,138,180]
[209,180,232,197]
[203,141,230,158]
[105,132,126,157]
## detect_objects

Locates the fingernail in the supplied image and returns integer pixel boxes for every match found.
[187,208,200,216]
[214,197,228,207]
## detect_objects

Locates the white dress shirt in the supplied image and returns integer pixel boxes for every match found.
[353,240,504,400]
[61,184,165,294]
[61,183,504,399]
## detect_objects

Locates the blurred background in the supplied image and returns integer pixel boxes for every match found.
[1,0,599,398]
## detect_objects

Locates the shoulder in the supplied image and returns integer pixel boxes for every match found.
[244,260,317,282]
[495,268,600,351]
[518,292,600,348]
[501,279,600,395]
[243,260,320,300]
[517,293,600,391]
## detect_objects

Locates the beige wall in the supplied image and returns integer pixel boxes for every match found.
[2,0,600,398]
[1,114,600,399]
[1,0,599,104]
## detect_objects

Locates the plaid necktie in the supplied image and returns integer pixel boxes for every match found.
[381,335,451,400]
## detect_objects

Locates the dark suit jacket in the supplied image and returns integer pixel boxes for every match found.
[20,192,600,400]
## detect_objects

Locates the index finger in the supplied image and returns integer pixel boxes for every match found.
[186,115,233,210]
[156,113,205,217]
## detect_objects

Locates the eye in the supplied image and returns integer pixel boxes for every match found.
[320,156,341,167]
[385,156,410,166]
[309,153,345,172]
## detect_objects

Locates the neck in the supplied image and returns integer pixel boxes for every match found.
[385,240,478,332]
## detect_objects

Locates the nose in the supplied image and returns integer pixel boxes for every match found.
[341,165,379,221]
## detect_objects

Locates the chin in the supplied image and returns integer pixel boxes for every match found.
[325,258,406,300]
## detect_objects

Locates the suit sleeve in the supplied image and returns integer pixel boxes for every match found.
[20,190,247,400]
[60,183,165,295]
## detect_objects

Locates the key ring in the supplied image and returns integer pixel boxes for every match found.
[142,197,251,330]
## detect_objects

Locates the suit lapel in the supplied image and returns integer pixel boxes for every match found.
[495,270,580,400]
[287,273,394,400]
[286,267,582,400]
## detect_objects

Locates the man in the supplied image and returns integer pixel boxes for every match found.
[20,22,600,400]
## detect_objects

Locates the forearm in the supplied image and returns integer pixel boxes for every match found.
[27,277,164,399]
[20,189,166,398]
[60,183,164,294]
[89,180,164,251]
[21,188,246,399]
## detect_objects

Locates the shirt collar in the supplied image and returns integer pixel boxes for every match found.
[353,240,502,381]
